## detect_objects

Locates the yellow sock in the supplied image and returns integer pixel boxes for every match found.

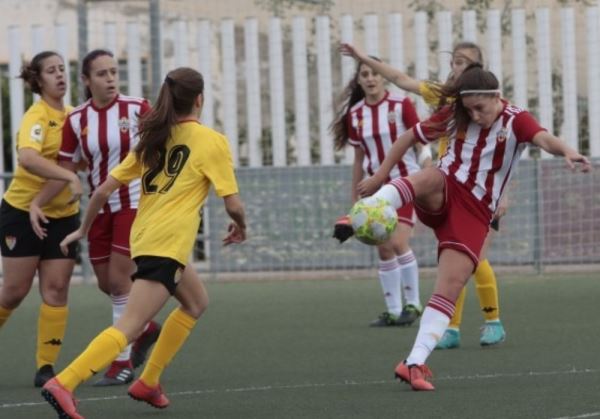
[56,327,127,392]
[140,308,197,387]
[37,303,69,368]
[0,305,13,328]
[475,259,500,321]
[448,287,467,329]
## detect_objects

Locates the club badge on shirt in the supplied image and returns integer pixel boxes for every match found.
[387,111,397,124]
[119,117,130,133]
[496,127,508,143]
[5,236,16,251]
[30,123,43,143]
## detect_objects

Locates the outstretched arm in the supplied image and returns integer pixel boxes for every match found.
[222,193,247,245]
[340,43,421,95]
[532,132,591,172]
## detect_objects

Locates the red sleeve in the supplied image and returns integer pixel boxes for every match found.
[401,98,420,129]
[58,116,80,161]
[346,112,361,147]
[512,111,546,143]
[139,99,151,116]
[412,105,453,144]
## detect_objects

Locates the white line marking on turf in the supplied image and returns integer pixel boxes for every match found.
[1,367,597,410]
[550,413,600,419]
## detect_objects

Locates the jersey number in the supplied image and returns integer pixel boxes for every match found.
[142,145,190,194]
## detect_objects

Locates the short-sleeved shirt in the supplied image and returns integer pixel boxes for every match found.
[3,100,78,218]
[110,120,239,265]
[347,91,420,180]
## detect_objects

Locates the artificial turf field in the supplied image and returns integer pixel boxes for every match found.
[0,272,599,419]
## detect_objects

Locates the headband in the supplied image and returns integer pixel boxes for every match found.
[460,89,500,95]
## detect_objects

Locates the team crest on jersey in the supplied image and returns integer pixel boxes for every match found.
[119,117,130,133]
[387,111,397,124]
[30,123,43,143]
[4,236,16,251]
[496,127,508,143]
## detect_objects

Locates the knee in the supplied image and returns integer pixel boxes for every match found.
[41,285,69,306]
[182,294,209,319]
[0,285,29,309]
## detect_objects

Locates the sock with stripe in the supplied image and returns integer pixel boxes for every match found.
[140,308,197,387]
[56,327,128,392]
[0,305,13,328]
[37,303,69,369]
[372,178,415,209]
[406,294,455,365]
[448,287,467,329]
[111,294,133,362]
[378,258,403,317]
[474,259,500,321]
[397,250,420,308]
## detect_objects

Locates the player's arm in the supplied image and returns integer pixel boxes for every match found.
[222,193,247,245]
[356,129,418,197]
[531,132,591,172]
[339,43,421,94]
[351,147,365,203]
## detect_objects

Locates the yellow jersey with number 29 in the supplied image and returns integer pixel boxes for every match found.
[110,120,239,265]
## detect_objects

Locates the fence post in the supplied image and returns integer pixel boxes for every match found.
[533,159,545,274]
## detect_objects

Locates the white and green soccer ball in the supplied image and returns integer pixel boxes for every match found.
[349,197,397,245]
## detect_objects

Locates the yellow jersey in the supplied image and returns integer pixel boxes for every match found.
[110,120,239,265]
[418,81,451,156]
[3,100,78,218]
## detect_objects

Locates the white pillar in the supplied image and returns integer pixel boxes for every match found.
[462,10,477,43]
[174,20,188,68]
[316,15,334,165]
[197,19,214,128]
[437,11,453,82]
[414,11,428,117]
[587,7,600,157]
[244,18,262,167]
[126,22,142,98]
[363,14,379,57]
[221,18,238,165]
[487,9,502,88]
[535,8,554,159]
[8,25,24,170]
[269,17,287,167]
[104,22,117,54]
[511,9,528,157]
[560,8,578,152]
[340,14,354,164]
[31,25,45,101]
[292,16,311,166]
[388,12,405,96]
[55,24,71,106]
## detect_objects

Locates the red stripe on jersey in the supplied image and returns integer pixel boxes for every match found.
[78,109,94,195]
[118,101,131,209]
[356,107,374,175]
[371,105,387,180]
[481,117,509,208]
[463,127,490,191]
[97,110,111,213]
[447,130,466,177]
[389,101,409,178]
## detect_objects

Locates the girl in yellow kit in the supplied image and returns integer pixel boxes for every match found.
[0,51,82,387]
[340,41,506,348]
[41,67,247,419]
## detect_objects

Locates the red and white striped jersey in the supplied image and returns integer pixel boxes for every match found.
[59,94,150,213]
[347,91,420,181]
[413,101,545,215]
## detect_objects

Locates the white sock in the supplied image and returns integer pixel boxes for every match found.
[372,178,415,209]
[406,294,455,365]
[398,250,420,308]
[378,258,402,316]
[111,293,133,362]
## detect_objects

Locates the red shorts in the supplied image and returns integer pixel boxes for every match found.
[414,173,490,268]
[88,208,137,265]
[396,203,415,227]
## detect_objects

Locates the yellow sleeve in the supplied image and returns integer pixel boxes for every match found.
[418,81,443,109]
[110,151,142,185]
[17,104,47,152]
[200,134,239,197]
[437,137,449,156]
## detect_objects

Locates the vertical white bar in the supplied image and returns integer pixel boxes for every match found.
[221,18,238,165]
[388,12,405,97]
[55,24,71,106]
[104,22,117,54]
[437,11,453,82]
[587,7,600,157]
[126,22,142,98]
[8,26,24,170]
[316,16,334,165]
[244,17,262,167]
[269,17,287,167]
[487,9,502,88]
[511,9,528,157]
[414,11,428,117]
[536,8,553,159]
[560,8,578,152]
[340,14,354,164]
[197,19,214,128]
[363,14,379,57]
[31,25,45,55]
[462,10,477,43]
[292,16,310,166]
[174,20,188,68]
[0,68,4,193]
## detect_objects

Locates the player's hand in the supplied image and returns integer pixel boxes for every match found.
[339,43,363,61]
[60,229,84,256]
[494,196,508,220]
[223,222,246,246]
[564,151,592,173]
[29,202,49,239]
[357,174,384,197]
[67,175,83,204]
[333,215,354,243]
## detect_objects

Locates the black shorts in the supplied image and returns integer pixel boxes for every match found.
[490,218,500,232]
[0,200,79,259]
[132,256,185,295]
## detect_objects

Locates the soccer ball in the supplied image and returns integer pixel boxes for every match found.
[349,197,397,245]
